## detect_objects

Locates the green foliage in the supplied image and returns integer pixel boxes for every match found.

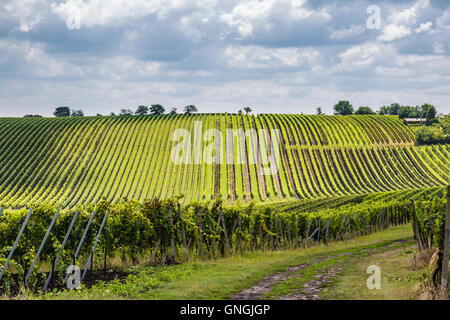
[415,126,450,145]
[150,104,165,116]
[120,109,133,116]
[410,193,446,250]
[355,106,375,115]
[184,105,198,114]
[135,105,149,116]
[379,103,438,124]
[243,107,252,114]
[379,103,401,116]
[333,101,354,116]
[53,107,70,117]
[425,104,437,126]
[71,109,84,117]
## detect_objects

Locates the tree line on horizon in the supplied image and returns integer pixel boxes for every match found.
[22,101,444,123]
[328,101,440,126]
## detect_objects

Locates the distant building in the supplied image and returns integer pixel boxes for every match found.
[404,118,426,124]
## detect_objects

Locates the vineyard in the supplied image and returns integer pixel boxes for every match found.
[0,113,449,297]
[0,114,448,209]
[0,189,426,294]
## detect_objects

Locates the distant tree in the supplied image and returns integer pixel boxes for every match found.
[24,114,42,118]
[96,113,103,117]
[110,112,116,116]
[416,126,450,145]
[71,109,84,117]
[354,106,375,115]
[54,106,70,117]
[168,107,177,115]
[333,101,354,115]
[243,107,252,114]
[238,110,243,115]
[378,103,401,115]
[378,106,388,115]
[389,103,401,115]
[135,105,149,116]
[119,109,133,116]
[150,104,165,115]
[316,107,323,115]
[398,106,412,119]
[184,105,198,115]
[423,104,437,126]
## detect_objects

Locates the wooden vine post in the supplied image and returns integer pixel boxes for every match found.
[325,219,330,246]
[248,222,252,252]
[168,206,176,263]
[286,221,292,248]
[269,218,275,251]
[305,220,311,248]
[278,216,286,250]
[197,208,205,261]
[220,207,230,254]
[259,220,264,252]
[316,219,321,245]
[440,185,450,294]
[178,203,189,261]
[208,222,217,260]
[237,215,243,254]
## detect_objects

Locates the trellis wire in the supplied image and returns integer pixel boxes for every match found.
[43,210,79,291]
[82,212,108,280]
[25,209,60,285]
[0,209,32,282]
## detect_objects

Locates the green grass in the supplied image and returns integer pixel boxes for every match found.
[26,225,415,300]
[321,245,426,300]
[264,240,415,299]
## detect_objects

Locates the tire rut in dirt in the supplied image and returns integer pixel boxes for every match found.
[230,239,411,300]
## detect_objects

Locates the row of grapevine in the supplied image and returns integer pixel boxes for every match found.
[0,115,447,208]
[0,194,414,294]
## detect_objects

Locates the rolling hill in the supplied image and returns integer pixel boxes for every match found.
[0,114,448,208]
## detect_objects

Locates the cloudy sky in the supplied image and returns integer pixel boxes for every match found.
[0,0,449,116]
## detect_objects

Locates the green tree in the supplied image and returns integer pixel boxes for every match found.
[243,107,252,114]
[423,104,437,126]
[135,105,149,116]
[398,106,412,119]
[24,114,42,118]
[150,104,165,115]
[316,107,323,115]
[53,106,70,117]
[71,109,84,117]
[354,106,375,115]
[238,110,243,115]
[168,107,177,115]
[119,109,133,116]
[378,103,401,115]
[184,105,198,115]
[333,101,354,115]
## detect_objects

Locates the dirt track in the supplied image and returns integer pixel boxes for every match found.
[231,239,410,300]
